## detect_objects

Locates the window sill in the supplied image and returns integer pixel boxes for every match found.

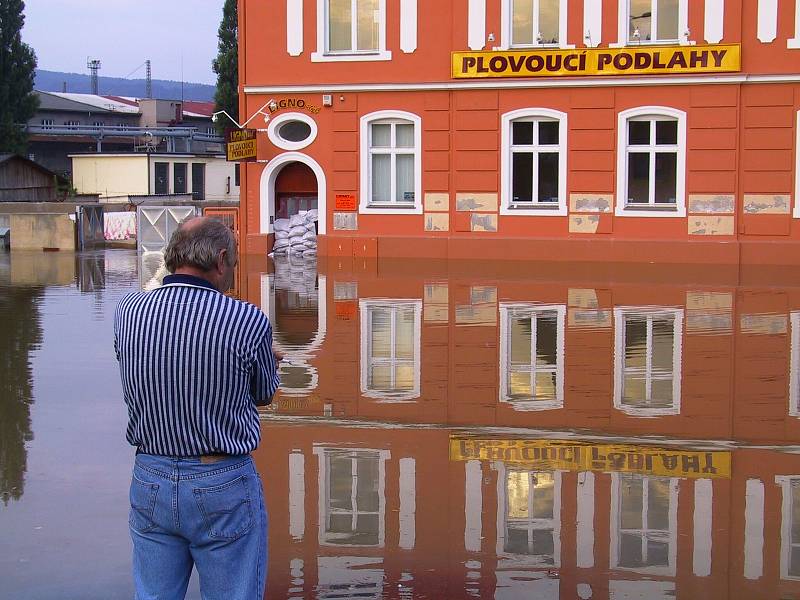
[359,203,422,215]
[609,40,692,48]
[615,204,686,218]
[500,203,566,216]
[311,50,392,63]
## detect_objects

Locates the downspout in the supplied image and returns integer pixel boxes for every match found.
[238,0,249,247]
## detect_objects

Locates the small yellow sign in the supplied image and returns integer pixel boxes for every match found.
[452,44,741,79]
[225,129,258,162]
[449,437,731,479]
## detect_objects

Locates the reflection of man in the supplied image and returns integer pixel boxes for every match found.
[114,217,280,599]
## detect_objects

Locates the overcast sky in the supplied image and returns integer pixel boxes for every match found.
[22,0,225,84]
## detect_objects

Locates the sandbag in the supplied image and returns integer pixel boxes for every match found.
[273,218,290,232]
[304,209,318,223]
[289,214,305,228]
[289,225,306,237]
[273,238,290,250]
[275,229,290,240]
[302,229,317,241]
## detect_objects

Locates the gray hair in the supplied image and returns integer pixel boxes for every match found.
[163,217,237,273]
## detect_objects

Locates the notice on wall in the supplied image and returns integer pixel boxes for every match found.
[452,44,741,79]
[449,437,731,479]
[225,129,258,162]
[335,193,357,211]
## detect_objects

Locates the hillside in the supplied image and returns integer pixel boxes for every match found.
[34,69,216,102]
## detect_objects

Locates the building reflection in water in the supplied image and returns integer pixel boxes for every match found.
[242,256,800,599]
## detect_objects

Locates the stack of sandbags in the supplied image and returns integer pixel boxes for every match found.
[272,218,291,256]
[270,210,319,257]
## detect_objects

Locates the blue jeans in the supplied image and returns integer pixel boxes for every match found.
[129,453,268,600]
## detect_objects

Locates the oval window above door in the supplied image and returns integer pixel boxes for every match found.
[268,112,318,150]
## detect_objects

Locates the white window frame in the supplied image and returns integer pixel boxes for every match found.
[359,110,422,214]
[499,303,566,410]
[616,106,686,217]
[613,0,690,47]
[610,473,678,576]
[795,111,800,218]
[791,312,800,417]
[494,461,562,568]
[500,0,573,49]
[790,0,800,48]
[41,118,54,129]
[313,447,390,548]
[359,299,422,401]
[613,306,683,416]
[776,476,800,580]
[500,108,568,216]
[312,0,391,62]
[267,112,318,151]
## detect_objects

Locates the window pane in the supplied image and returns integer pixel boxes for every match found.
[395,154,415,203]
[620,532,644,567]
[792,482,800,544]
[355,456,380,511]
[506,527,530,554]
[623,374,647,404]
[512,153,534,202]
[279,121,312,142]
[371,123,391,147]
[657,0,679,40]
[629,0,652,41]
[531,530,555,558]
[509,371,533,398]
[628,120,650,145]
[395,308,415,358]
[512,0,534,45]
[534,371,557,401]
[356,0,379,51]
[329,0,352,51]
[538,120,559,145]
[647,478,671,530]
[538,153,559,203]
[329,455,353,510]
[627,153,650,204]
[655,120,677,145]
[173,163,187,194]
[791,547,800,578]
[654,153,677,204]
[650,379,674,406]
[646,538,670,566]
[394,364,415,391]
[539,0,560,44]
[513,120,534,145]
[620,475,644,529]
[510,317,533,364]
[395,123,414,147]
[370,365,391,389]
[507,471,530,519]
[532,473,555,519]
[651,318,675,372]
[371,155,391,202]
[370,309,391,358]
[535,314,558,368]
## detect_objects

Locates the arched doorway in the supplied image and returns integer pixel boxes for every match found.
[259,152,327,236]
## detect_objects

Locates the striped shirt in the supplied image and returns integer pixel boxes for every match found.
[114,274,279,456]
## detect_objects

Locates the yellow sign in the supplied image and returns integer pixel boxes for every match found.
[225,129,258,162]
[449,437,731,479]
[452,44,741,79]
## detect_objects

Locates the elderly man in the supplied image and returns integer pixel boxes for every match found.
[114,217,280,600]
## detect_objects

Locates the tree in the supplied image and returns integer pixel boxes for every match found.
[0,0,39,155]
[212,0,238,135]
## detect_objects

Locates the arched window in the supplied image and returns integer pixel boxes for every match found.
[500,108,567,216]
[616,106,686,217]
[360,111,422,214]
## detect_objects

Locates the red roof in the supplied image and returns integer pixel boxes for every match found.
[181,101,215,117]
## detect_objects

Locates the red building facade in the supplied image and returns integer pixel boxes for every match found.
[237,0,800,263]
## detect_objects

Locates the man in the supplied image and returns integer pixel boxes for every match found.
[114,217,280,600]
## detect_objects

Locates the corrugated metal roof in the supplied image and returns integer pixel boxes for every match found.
[47,92,141,114]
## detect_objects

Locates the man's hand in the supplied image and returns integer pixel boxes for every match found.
[272,346,285,363]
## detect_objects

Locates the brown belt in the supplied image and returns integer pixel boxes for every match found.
[199,453,230,464]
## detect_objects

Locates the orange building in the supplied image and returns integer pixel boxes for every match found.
[237,0,800,263]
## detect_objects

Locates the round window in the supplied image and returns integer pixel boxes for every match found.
[278,120,312,142]
[268,112,318,150]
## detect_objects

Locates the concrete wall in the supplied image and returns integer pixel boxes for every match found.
[72,155,149,197]
[10,213,75,251]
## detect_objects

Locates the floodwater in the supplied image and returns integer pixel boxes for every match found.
[2,249,800,599]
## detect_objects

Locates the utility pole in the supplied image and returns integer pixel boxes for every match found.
[87,58,101,95]
[145,59,152,99]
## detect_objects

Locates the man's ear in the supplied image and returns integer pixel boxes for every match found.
[216,249,228,273]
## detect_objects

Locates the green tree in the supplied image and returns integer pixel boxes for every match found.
[0,0,39,154]
[212,0,238,135]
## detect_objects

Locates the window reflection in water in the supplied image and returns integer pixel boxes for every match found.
[321,450,383,547]
[614,474,676,574]
[501,305,564,409]
[791,481,800,577]
[616,308,682,415]
[505,471,557,561]
[361,301,421,400]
